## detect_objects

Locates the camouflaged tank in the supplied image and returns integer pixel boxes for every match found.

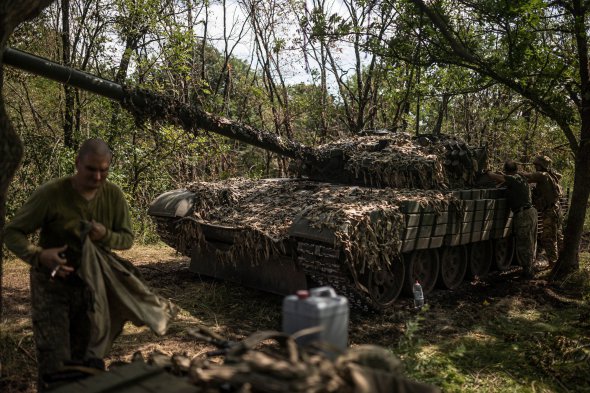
[4,47,515,311]
[147,132,516,311]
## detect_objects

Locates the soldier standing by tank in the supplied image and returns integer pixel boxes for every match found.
[4,138,134,390]
[487,160,538,278]
[523,155,563,267]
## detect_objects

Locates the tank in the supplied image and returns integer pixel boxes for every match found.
[4,47,517,310]
[147,132,516,310]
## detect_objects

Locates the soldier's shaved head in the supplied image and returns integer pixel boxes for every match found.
[78,138,112,160]
[74,138,112,191]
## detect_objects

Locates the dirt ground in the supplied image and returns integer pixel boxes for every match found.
[1,244,589,392]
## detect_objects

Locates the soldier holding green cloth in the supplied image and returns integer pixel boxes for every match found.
[487,160,538,279]
[4,138,175,391]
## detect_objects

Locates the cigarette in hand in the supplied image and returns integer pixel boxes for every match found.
[51,265,61,279]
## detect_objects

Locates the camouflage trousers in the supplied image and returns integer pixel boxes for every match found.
[30,267,91,389]
[513,207,538,277]
[538,204,562,265]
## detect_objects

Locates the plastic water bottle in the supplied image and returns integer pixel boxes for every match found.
[413,280,424,309]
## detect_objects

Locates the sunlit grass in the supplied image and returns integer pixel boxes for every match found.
[395,256,590,392]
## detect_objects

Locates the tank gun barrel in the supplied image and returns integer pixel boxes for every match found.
[2,47,312,160]
[3,47,125,101]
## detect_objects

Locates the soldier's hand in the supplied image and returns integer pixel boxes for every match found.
[39,245,74,279]
[89,220,107,241]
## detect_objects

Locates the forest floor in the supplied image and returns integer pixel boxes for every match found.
[1,244,589,393]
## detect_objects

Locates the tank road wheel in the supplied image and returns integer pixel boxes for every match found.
[404,249,440,295]
[437,246,467,290]
[493,236,515,271]
[468,241,493,278]
[367,260,405,307]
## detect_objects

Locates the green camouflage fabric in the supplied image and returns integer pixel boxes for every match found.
[539,204,562,265]
[30,235,177,392]
[513,207,538,277]
[79,235,177,359]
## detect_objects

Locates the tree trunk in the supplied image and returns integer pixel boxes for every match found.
[551,132,590,280]
[433,94,449,135]
[200,1,208,82]
[0,0,56,317]
[319,43,328,140]
[551,0,590,281]
[61,0,75,148]
[521,108,533,162]
[108,38,139,145]
[0,61,24,319]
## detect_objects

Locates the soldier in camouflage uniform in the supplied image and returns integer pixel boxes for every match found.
[488,160,537,278]
[4,139,134,390]
[523,155,563,267]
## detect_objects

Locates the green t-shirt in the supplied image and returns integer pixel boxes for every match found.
[4,176,134,268]
[503,174,532,212]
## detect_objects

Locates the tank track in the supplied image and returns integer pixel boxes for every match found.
[294,240,375,312]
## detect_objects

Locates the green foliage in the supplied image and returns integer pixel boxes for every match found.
[4,0,587,243]
[114,0,162,39]
[5,0,292,243]
[288,83,341,143]
[300,7,351,43]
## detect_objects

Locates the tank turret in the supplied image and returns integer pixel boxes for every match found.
[4,47,516,310]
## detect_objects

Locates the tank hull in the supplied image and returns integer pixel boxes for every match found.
[187,227,307,296]
[148,178,516,310]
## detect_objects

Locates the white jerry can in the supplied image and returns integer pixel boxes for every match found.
[282,286,349,352]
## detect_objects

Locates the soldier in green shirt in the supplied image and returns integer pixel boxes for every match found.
[487,160,538,279]
[4,138,134,390]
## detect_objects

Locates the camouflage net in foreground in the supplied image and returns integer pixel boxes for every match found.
[132,328,441,393]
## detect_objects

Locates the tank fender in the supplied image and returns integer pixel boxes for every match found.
[148,189,195,218]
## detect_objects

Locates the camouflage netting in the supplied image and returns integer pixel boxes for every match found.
[120,91,482,190]
[302,133,484,189]
[121,87,313,160]
[131,328,440,393]
[179,178,455,276]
